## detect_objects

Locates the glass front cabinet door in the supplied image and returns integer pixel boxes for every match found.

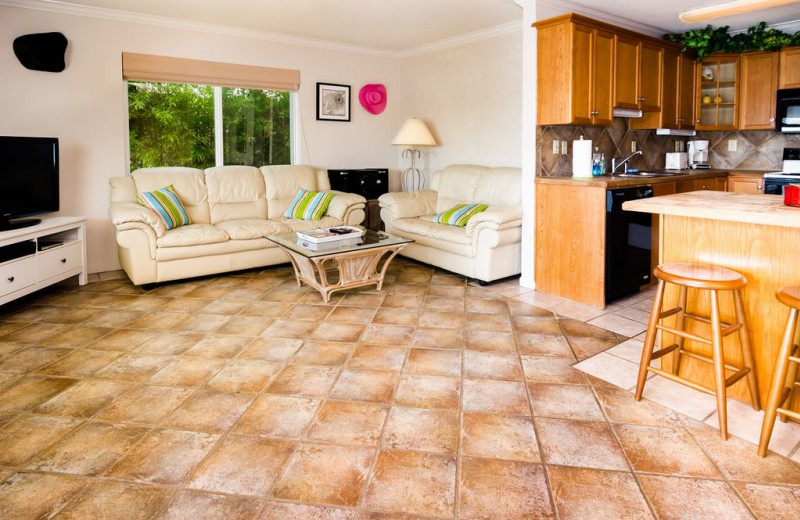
[696,55,740,130]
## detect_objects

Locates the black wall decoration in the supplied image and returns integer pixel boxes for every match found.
[13,32,68,72]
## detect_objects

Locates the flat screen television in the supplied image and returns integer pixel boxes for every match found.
[0,136,59,231]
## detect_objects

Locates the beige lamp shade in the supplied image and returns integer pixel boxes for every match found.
[392,118,438,146]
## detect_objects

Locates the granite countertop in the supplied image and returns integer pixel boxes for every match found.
[622,190,800,228]
[535,169,770,188]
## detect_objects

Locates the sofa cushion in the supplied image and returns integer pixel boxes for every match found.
[431,165,521,212]
[205,166,267,224]
[434,203,488,227]
[156,224,230,248]
[132,167,211,224]
[216,219,289,240]
[391,217,474,257]
[284,189,334,220]
[155,237,276,262]
[278,215,342,232]
[261,165,330,219]
[137,185,192,230]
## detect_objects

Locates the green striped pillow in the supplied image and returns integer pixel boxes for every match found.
[137,185,192,230]
[433,203,488,227]
[284,189,334,220]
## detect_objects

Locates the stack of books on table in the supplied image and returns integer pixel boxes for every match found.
[296,226,364,250]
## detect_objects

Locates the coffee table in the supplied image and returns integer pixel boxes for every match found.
[267,230,412,302]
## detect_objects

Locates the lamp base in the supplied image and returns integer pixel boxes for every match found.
[402,167,423,192]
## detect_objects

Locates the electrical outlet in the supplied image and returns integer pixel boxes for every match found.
[728,139,737,152]
[553,140,559,154]
[561,141,568,155]
[631,141,637,153]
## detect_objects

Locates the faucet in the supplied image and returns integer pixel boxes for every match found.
[611,150,643,174]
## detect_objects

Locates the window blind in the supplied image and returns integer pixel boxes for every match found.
[122,52,300,91]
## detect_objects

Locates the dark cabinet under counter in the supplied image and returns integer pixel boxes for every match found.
[328,168,388,231]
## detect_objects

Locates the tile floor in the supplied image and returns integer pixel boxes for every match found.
[0,260,798,519]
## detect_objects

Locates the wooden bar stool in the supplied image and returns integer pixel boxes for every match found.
[634,262,761,439]
[758,285,800,457]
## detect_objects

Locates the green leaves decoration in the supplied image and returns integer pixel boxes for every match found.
[664,22,800,59]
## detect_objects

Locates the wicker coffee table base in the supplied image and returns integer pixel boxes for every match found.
[279,243,408,302]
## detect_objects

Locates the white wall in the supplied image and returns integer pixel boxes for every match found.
[0,5,402,273]
[397,30,523,184]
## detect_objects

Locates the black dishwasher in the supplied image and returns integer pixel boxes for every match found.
[605,187,653,303]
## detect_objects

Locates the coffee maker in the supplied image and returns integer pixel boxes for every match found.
[687,140,710,169]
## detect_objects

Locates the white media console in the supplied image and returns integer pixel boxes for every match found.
[0,216,88,306]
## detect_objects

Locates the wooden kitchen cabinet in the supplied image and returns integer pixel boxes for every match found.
[535,15,614,126]
[728,172,764,194]
[614,35,663,112]
[632,47,695,130]
[779,46,800,88]
[677,52,697,128]
[696,55,739,130]
[740,52,779,130]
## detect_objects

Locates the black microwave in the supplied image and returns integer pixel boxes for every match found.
[776,88,800,133]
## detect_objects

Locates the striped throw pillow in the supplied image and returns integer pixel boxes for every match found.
[284,189,334,220]
[433,203,488,227]
[137,185,192,230]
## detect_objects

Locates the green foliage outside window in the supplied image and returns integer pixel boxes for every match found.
[128,81,291,170]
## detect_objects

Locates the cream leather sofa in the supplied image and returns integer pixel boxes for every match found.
[108,165,366,285]
[378,164,522,284]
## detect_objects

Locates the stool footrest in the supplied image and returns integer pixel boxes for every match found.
[657,325,712,345]
[647,366,717,396]
[679,350,744,373]
[650,344,680,360]
[777,407,800,422]
[659,306,682,320]
[725,367,751,388]
[683,312,742,337]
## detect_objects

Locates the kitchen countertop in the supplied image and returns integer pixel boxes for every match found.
[622,190,800,228]
[535,169,769,188]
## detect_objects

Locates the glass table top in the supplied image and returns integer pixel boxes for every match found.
[266,229,413,258]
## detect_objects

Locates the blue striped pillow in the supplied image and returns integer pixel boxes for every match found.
[137,185,192,230]
[434,203,488,227]
[284,189,334,220]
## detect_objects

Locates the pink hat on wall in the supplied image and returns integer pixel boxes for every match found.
[359,84,387,115]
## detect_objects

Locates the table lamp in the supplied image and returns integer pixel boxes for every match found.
[392,118,438,191]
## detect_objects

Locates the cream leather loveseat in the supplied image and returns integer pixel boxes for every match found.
[108,165,366,285]
[378,164,522,284]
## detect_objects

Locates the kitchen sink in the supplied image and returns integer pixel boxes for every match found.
[613,171,681,178]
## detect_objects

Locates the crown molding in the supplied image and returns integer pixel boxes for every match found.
[2,0,524,59]
[536,0,668,37]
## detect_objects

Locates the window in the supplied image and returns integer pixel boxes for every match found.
[128,81,291,170]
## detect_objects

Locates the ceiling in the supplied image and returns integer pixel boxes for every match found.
[13,0,800,52]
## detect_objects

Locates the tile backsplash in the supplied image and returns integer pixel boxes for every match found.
[537,119,800,177]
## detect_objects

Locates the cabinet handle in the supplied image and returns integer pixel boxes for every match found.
[769,117,775,123]
[591,110,599,115]
[7,276,14,283]
[637,97,645,102]
[60,258,67,263]
[701,184,710,189]
[757,184,763,190]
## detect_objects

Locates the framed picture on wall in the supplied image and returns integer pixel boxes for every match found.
[316,82,350,122]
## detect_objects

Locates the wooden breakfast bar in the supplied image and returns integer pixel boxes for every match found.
[623,191,800,413]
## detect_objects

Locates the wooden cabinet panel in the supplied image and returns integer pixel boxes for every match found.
[593,29,615,126]
[779,47,800,89]
[631,47,693,130]
[678,53,696,128]
[728,174,764,194]
[658,48,680,128]
[614,34,640,109]
[740,52,779,130]
[639,41,663,112]
[697,56,739,130]
[675,179,697,193]
[570,23,594,125]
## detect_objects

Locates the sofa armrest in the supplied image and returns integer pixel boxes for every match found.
[109,202,167,238]
[465,206,522,237]
[378,190,437,220]
[326,191,367,221]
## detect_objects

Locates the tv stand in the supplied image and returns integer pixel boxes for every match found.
[0,217,42,231]
[0,216,87,306]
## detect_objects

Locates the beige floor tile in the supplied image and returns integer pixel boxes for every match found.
[704,398,800,457]
[573,352,641,391]
[173,314,231,334]
[423,296,466,312]
[92,329,159,352]
[239,300,293,318]
[461,413,539,462]
[331,369,399,403]
[593,386,684,427]
[0,375,77,413]
[327,306,376,324]
[267,364,340,398]
[733,482,800,520]
[195,299,249,316]
[0,415,80,466]
[382,406,458,454]
[568,335,625,360]
[394,374,460,409]
[371,308,419,327]
[147,357,226,387]
[233,394,321,439]
[463,379,528,415]
[464,351,522,380]
[464,330,517,353]
[418,310,465,329]
[616,423,721,477]
[37,348,122,377]
[294,341,358,366]
[272,443,373,507]
[466,298,509,314]
[511,315,562,335]
[528,382,604,420]
[205,359,282,393]
[126,312,190,332]
[466,312,513,332]
[312,322,368,343]
[238,337,302,361]
[638,375,719,420]
[347,345,407,372]
[548,467,653,520]
[520,355,585,384]
[108,428,219,485]
[306,400,388,446]
[0,346,71,373]
[95,385,193,425]
[0,472,86,520]
[363,450,455,518]
[604,337,646,364]
[639,475,752,520]
[551,301,607,322]
[35,379,131,418]
[55,481,170,520]
[95,353,177,383]
[32,422,148,475]
[340,292,387,308]
[0,322,69,343]
[183,335,253,359]
[362,324,415,347]
[258,502,355,520]
[587,313,648,337]
[536,417,628,471]
[411,327,463,350]
[506,299,553,318]
[187,435,294,496]
[158,491,263,520]
[516,333,574,357]
[283,303,334,322]
[380,293,425,309]
[162,390,253,432]
[261,319,319,339]
[459,457,552,520]
[405,348,461,377]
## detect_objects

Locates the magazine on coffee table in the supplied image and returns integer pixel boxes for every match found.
[296,226,363,244]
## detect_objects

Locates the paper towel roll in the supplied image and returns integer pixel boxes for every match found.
[572,139,593,178]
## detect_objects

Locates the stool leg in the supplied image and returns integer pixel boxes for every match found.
[781,346,799,423]
[636,279,666,402]
[672,285,688,374]
[758,307,798,457]
[733,289,761,411]
[709,289,729,440]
